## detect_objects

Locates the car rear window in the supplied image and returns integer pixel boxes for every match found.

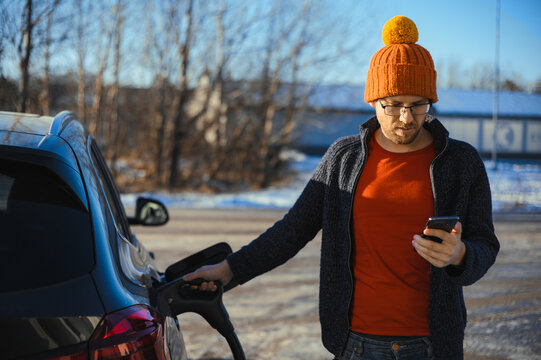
[0,158,94,292]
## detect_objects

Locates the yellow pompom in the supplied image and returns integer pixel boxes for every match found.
[382,16,418,45]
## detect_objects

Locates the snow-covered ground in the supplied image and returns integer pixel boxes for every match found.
[122,152,541,213]
[485,158,541,212]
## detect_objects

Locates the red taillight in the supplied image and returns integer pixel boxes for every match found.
[89,305,168,360]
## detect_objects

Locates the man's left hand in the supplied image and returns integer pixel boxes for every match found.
[413,222,466,268]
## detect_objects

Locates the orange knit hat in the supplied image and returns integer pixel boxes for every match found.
[364,16,438,103]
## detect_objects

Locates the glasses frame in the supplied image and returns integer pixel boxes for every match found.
[379,100,432,116]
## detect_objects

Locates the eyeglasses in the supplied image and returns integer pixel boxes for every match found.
[379,101,431,116]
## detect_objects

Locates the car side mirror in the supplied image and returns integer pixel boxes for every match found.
[128,197,169,226]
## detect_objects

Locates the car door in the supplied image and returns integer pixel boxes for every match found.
[87,139,188,360]
[87,139,244,359]
[88,140,159,289]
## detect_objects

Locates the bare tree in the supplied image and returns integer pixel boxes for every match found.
[168,0,195,189]
[105,0,125,175]
[437,59,527,91]
[174,0,371,190]
[0,0,376,191]
[17,0,34,113]
[39,0,53,115]
[88,2,114,143]
[38,0,68,115]
[0,3,11,79]
[247,2,316,187]
[75,0,90,125]
[142,0,178,186]
[4,0,63,113]
[188,0,230,185]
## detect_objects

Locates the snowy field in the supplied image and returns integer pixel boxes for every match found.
[123,152,541,213]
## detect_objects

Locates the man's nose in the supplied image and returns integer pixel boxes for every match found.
[399,107,415,123]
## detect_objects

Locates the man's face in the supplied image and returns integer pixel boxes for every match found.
[370,95,430,147]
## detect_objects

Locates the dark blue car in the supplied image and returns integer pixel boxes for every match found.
[0,111,243,360]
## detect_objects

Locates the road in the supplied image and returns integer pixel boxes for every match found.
[134,209,541,360]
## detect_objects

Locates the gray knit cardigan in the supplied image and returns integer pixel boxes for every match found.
[227,116,500,359]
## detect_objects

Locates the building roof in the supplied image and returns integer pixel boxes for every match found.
[302,85,541,118]
[436,89,541,117]
[305,84,372,112]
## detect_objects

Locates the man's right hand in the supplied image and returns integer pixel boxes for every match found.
[182,259,234,292]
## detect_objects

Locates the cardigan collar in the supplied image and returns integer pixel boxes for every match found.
[359,115,450,155]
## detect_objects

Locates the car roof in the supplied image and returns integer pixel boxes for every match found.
[0,110,81,138]
[0,111,54,135]
[0,111,85,173]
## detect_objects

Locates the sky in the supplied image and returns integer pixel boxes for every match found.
[2,0,541,91]
[330,0,541,89]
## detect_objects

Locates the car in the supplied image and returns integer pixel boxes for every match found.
[0,111,244,360]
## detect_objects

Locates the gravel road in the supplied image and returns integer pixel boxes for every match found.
[134,209,541,360]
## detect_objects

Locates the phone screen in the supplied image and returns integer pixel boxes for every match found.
[421,216,459,243]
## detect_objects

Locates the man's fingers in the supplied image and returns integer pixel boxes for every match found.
[423,228,453,244]
[422,221,462,244]
[197,281,213,291]
[181,260,233,292]
[415,237,445,257]
[414,231,465,268]
[183,266,219,292]
[415,235,442,251]
[414,238,447,267]
[188,280,217,292]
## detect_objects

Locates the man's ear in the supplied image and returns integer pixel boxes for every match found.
[369,101,376,108]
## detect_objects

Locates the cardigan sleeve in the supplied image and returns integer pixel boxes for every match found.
[226,143,336,285]
[445,156,500,285]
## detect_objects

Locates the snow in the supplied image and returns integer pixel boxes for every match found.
[292,85,541,117]
[436,89,541,117]
[486,159,541,212]
[121,151,541,213]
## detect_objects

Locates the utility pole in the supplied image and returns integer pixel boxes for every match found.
[491,0,500,169]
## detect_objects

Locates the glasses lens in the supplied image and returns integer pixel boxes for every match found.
[381,103,401,115]
[381,102,430,115]
[412,104,430,115]
[385,106,401,116]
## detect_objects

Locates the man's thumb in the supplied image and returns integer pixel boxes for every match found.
[453,221,462,234]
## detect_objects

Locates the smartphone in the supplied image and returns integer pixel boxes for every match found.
[421,216,460,243]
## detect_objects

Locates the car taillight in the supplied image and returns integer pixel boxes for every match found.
[89,305,168,360]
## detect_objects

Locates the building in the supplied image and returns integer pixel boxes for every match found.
[292,85,541,158]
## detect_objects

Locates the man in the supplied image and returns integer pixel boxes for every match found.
[184,16,499,359]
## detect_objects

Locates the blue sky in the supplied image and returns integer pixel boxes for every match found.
[3,0,540,91]
[332,0,541,89]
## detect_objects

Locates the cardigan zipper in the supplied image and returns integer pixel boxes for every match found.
[429,136,449,216]
[341,131,369,355]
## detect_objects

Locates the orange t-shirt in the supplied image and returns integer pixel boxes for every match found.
[350,135,435,336]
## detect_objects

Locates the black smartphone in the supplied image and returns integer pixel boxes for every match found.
[421,216,460,243]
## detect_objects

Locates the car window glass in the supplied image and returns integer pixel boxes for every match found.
[0,159,94,292]
[89,141,132,242]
